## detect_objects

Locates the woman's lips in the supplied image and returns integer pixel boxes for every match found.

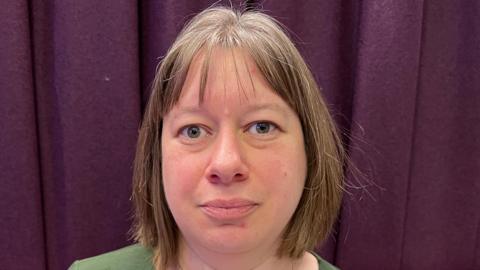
[200,199,258,221]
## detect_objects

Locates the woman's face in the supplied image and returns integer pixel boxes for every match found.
[161,48,307,256]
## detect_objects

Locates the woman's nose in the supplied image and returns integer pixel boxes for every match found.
[205,129,249,185]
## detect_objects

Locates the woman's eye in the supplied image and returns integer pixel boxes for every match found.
[180,125,205,139]
[248,122,277,135]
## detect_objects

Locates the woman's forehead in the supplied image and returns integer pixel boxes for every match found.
[177,47,278,108]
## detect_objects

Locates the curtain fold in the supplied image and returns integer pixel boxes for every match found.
[334,1,425,269]
[0,1,46,269]
[1,1,478,269]
[397,1,480,268]
[28,1,142,269]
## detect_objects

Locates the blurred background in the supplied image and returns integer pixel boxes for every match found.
[1,1,479,269]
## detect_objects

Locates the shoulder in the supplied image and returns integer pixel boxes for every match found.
[309,251,340,270]
[68,244,154,270]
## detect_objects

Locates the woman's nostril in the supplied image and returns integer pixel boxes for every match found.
[234,173,247,181]
[206,168,249,184]
[208,174,220,183]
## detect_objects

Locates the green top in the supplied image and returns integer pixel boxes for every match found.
[69,244,339,270]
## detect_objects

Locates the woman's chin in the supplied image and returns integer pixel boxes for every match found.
[196,226,262,254]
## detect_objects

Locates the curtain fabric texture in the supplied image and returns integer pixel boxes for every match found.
[1,1,478,270]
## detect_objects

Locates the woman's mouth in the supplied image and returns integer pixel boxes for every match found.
[199,198,259,221]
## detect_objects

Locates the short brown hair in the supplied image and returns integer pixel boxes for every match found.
[131,6,345,269]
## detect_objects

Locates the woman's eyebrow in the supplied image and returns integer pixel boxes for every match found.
[171,103,290,119]
[242,103,290,117]
[169,106,205,120]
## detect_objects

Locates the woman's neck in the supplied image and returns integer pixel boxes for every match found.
[173,237,296,270]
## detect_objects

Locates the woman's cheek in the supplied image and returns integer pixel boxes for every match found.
[164,153,206,190]
[251,154,286,181]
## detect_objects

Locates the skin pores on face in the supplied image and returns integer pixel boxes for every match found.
[161,47,307,269]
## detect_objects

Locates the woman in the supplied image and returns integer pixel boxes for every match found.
[70,6,344,270]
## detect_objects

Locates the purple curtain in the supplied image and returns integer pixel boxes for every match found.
[1,1,478,270]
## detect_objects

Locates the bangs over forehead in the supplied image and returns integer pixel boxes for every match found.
[154,7,307,117]
[175,46,261,109]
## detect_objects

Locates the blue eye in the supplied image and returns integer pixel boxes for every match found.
[180,125,205,139]
[248,122,277,135]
